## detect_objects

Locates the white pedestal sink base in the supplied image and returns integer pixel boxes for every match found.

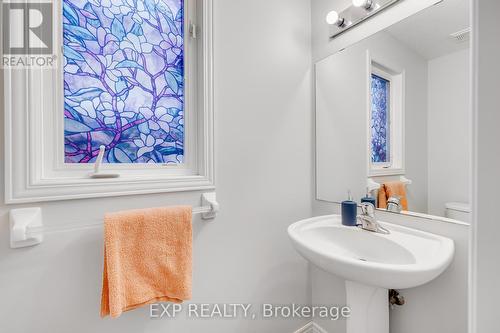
[345,281,389,333]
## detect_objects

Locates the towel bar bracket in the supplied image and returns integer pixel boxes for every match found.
[9,193,219,249]
[201,192,219,220]
[9,207,43,249]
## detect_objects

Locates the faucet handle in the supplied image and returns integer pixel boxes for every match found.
[358,202,391,235]
[360,202,375,217]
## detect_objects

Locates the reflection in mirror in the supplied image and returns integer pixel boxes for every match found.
[315,0,470,222]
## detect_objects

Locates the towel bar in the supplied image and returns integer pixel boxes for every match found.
[9,192,219,249]
[367,176,412,192]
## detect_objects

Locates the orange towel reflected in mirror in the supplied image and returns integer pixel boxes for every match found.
[377,181,408,211]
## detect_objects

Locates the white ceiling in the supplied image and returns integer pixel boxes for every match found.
[385,0,470,60]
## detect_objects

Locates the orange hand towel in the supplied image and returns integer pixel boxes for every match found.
[377,181,408,211]
[100,206,192,318]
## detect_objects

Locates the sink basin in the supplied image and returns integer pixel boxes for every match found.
[288,214,454,289]
[288,214,454,333]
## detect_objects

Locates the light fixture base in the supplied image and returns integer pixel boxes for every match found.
[329,0,401,39]
[363,0,374,10]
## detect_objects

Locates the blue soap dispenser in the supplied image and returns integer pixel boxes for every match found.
[361,187,377,207]
[341,191,358,226]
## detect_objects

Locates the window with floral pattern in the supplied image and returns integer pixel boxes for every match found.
[371,73,390,164]
[63,0,185,164]
[368,61,404,176]
[4,0,213,203]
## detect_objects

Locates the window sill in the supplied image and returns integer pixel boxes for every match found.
[5,173,215,204]
[368,168,405,177]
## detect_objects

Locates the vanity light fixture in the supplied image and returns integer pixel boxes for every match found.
[353,0,374,10]
[328,0,400,39]
[326,10,345,26]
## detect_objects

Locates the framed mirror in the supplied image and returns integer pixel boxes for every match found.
[316,0,470,222]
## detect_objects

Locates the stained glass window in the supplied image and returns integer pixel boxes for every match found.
[63,0,184,164]
[370,73,390,164]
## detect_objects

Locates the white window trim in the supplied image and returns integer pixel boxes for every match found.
[4,0,214,204]
[366,52,405,177]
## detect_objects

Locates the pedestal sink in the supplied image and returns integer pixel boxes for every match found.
[288,215,454,333]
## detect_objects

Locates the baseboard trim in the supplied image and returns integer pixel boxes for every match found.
[312,322,329,333]
[293,322,312,333]
[293,321,329,333]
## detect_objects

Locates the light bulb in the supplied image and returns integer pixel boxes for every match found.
[353,0,373,9]
[326,11,339,24]
[326,10,344,26]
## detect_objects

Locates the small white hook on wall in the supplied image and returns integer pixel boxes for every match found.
[367,178,382,192]
[201,192,219,219]
[399,176,412,186]
[10,208,43,249]
[89,145,120,179]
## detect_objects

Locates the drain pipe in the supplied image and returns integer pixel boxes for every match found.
[389,289,405,308]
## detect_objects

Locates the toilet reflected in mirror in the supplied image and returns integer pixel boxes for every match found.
[445,202,471,223]
[315,0,471,222]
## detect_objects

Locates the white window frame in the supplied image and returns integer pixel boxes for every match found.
[367,54,405,177]
[4,0,214,203]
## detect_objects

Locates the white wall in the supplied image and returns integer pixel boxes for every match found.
[470,1,500,332]
[315,38,370,204]
[427,49,471,217]
[0,1,313,332]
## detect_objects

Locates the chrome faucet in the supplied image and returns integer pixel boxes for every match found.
[387,196,402,213]
[357,203,390,234]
